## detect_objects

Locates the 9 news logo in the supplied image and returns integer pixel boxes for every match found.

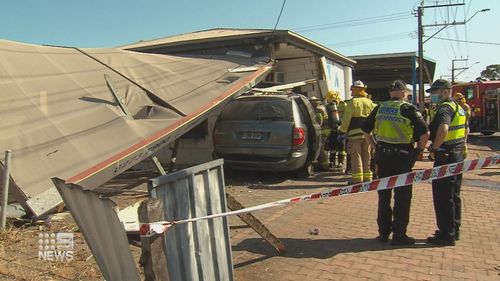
[37,232,74,262]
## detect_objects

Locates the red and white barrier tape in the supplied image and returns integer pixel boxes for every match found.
[140,155,500,237]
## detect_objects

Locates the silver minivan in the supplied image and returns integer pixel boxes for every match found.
[214,94,321,177]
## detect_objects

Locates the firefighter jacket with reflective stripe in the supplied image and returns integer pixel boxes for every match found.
[433,100,467,145]
[374,100,414,144]
[340,96,375,139]
[315,105,331,136]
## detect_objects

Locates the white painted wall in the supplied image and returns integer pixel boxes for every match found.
[344,66,353,100]
[320,57,351,101]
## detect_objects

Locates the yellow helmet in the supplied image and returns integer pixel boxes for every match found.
[326,90,340,103]
[453,92,464,100]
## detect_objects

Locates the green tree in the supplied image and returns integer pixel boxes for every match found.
[480,64,500,80]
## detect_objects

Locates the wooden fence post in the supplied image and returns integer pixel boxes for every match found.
[139,199,169,281]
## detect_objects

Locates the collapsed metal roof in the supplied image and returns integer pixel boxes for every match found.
[0,39,272,216]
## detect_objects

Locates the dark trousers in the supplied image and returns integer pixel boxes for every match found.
[375,146,413,237]
[432,150,464,240]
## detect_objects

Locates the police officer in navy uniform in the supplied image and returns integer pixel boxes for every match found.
[426,79,467,246]
[362,80,429,245]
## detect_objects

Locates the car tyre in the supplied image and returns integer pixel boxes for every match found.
[295,161,313,178]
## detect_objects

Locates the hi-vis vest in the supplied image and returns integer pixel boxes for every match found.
[340,97,375,139]
[433,100,467,145]
[374,100,413,144]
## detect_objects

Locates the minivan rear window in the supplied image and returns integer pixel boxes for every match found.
[220,98,292,121]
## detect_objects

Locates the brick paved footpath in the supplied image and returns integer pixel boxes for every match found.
[228,143,500,281]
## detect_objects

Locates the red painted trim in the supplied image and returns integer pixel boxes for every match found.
[66,64,272,184]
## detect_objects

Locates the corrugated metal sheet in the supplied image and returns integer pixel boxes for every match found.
[120,28,270,49]
[52,178,140,281]
[0,39,272,217]
[149,159,234,281]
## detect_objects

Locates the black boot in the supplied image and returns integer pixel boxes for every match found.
[427,231,455,246]
[375,234,389,243]
[391,235,415,246]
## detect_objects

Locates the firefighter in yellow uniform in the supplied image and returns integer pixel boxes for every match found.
[337,98,348,172]
[453,92,471,158]
[426,79,467,246]
[309,96,330,171]
[325,91,346,170]
[339,80,376,183]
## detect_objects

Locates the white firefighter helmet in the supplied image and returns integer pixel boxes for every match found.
[351,80,367,89]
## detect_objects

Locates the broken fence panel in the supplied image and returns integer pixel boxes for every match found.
[52,178,140,281]
[149,159,234,281]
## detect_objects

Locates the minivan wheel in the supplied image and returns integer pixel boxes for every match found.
[295,162,313,178]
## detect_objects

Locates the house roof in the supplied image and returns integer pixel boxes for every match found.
[121,28,356,66]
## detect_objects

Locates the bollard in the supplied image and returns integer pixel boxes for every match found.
[1,150,12,229]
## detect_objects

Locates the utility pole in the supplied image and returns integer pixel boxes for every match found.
[452,60,480,83]
[416,1,466,111]
[415,1,489,108]
[451,58,468,84]
[417,4,424,111]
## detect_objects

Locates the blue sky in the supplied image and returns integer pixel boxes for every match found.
[1,0,498,82]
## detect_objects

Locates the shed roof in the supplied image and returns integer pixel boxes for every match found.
[349,52,436,88]
[121,28,355,66]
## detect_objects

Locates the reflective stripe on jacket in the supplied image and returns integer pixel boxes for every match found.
[315,105,330,136]
[434,101,467,145]
[374,100,414,144]
[340,96,375,139]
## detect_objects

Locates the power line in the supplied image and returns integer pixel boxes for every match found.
[466,0,473,17]
[296,16,412,33]
[428,36,500,45]
[327,31,414,48]
[438,5,458,57]
[272,0,287,33]
[292,12,412,33]
[293,11,408,30]
[454,25,463,56]
[464,0,471,57]
[453,5,463,57]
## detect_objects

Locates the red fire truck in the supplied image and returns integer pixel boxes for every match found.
[452,81,500,135]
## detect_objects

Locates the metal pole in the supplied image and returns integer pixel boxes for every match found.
[417,5,425,112]
[1,150,12,229]
[412,56,417,105]
[451,58,468,84]
[452,60,455,84]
